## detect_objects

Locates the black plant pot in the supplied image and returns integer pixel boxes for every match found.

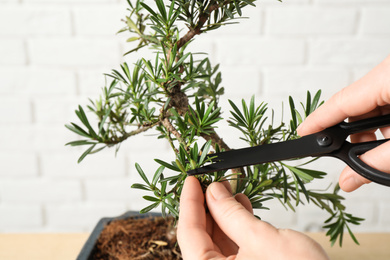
[76,211,162,260]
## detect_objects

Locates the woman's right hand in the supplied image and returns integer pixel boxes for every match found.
[297,55,390,192]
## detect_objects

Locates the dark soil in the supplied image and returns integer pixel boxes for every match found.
[90,215,182,260]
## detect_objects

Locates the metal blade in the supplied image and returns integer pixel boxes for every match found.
[187,133,339,175]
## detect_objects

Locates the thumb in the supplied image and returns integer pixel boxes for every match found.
[339,140,390,192]
[205,182,276,246]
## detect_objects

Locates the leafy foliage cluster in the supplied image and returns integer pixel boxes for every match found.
[66,0,363,246]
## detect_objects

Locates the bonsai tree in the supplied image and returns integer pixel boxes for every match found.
[66,0,363,247]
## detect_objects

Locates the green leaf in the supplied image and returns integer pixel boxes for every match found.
[75,106,97,138]
[346,225,360,245]
[155,0,167,22]
[88,145,106,155]
[163,201,179,217]
[155,159,180,172]
[160,174,181,184]
[65,123,91,138]
[199,140,212,165]
[140,2,158,17]
[175,159,186,173]
[143,195,160,202]
[131,183,151,191]
[141,57,153,74]
[140,202,160,214]
[234,0,242,16]
[285,165,314,183]
[65,140,96,146]
[311,90,322,114]
[98,105,113,135]
[172,52,190,71]
[297,168,326,179]
[135,163,150,186]
[289,96,297,130]
[126,17,141,34]
[78,144,96,163]
[241,0,256,6]
[152,166,165,185]
[127,36,139,42]
[305,91,311,117]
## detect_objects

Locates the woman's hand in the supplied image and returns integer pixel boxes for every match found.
[298,55,390,192]
[177,176,329,260]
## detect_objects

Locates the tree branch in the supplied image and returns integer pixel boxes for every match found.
[177,2,221,49]
[106,121,160,146]
[200,131,230,151]
[161,117,186,149]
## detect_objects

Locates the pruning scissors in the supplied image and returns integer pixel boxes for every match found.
[187,114,390,187]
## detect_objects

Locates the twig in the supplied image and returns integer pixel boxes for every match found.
[177,2,222,49]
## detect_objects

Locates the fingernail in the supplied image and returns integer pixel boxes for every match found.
[208,182,231,201]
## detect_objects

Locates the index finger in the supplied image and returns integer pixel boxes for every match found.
[177,176,217,259]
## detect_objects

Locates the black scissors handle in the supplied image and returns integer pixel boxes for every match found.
[319,114,390,186]
[329,139,390,186]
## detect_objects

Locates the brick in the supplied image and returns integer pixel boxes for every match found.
[0,96,32,124]
[0,152,38,177]
[121,130,171,156]
[41,151,127,177]
[78,69,110,96]
[46,202,127,231]
[33,97,80,124]
[0,39,25,65]
[266,7,356,35]
[309,39,390,66]
[315,0,390,3]
[215,38,305,66]
[263,68,350,100]
[219,66,262,98]
[73,5,127,36]
[0,179,82,203]
[211,5,262,36]
[128,188,160,213]
[0,204,42,231]
[179,36,215,62]
[261,0,310,4]
[85,179,134,201]
[28,38,121,67]
[0,6,71,36]
[32,125,78,152]
[24,0,118,2]
[341,200,377,231]
[0,126,35,152]
[126,148,173,194]
[0,68,76,96]
[361,8,390,34]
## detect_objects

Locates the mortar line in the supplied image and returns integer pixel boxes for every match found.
[36,153,42,177]
[80,178,87,201]
[353,6,362,37]
[41,204,47,229]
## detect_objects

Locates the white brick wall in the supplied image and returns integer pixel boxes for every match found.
[1,0,390,234]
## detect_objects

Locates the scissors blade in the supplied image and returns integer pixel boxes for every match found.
[187,133,339,175]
